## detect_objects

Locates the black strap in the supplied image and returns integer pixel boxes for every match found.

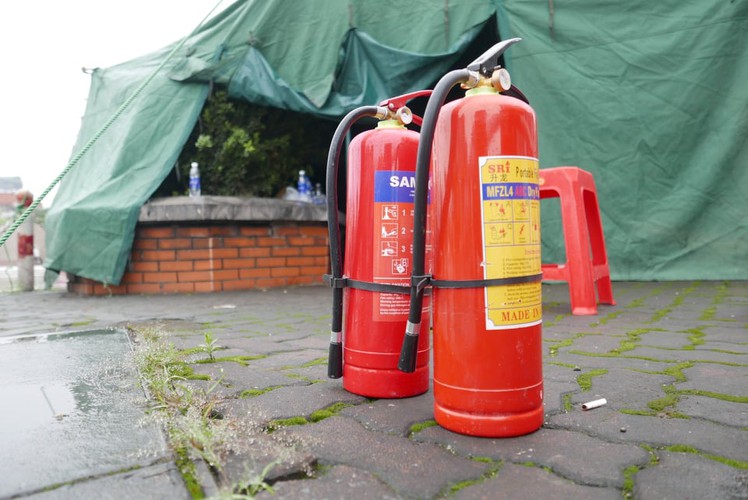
[324,275,411,295]
[431,273,542,288]
[325,272,542,293]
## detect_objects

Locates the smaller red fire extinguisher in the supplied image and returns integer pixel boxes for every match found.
[325,91,432,398]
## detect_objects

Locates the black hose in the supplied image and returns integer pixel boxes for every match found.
[326,105,382,379]
[397,69,472,373]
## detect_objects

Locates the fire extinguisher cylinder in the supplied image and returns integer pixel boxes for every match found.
[400,38,544,437]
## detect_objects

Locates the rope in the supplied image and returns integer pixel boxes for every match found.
[0,1,224,249]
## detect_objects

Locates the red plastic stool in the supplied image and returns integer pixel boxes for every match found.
[540,166,615,315]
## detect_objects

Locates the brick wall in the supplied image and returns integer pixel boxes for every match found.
[68,222,330,295]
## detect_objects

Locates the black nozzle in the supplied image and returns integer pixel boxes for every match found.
[328,341,343,378]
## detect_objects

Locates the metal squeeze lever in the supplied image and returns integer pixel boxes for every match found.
[467,37,522,76]
[379,90,432,127]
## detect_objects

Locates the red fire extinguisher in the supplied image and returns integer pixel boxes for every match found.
[326,91,432,398]
[399,39,544,437]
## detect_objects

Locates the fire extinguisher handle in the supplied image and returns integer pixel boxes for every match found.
[379,90,432,127]
[467,37,522,76]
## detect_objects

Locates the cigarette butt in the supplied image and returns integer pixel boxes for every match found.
[581,398,607,410]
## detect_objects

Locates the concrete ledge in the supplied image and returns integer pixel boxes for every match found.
[139,196,332,223]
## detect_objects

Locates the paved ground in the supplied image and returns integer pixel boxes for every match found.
[1,280,747,499]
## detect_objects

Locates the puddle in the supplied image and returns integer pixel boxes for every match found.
[0,329,167,497]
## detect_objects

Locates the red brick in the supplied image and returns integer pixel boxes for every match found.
[287,257,316,266]
[177,248,238,260]
[257,237,287,247]
[178,269,238,282]
[159,238,193,250]
[193,237,223,249]
[95,283,129,295]
[273,226,301,236]
[240,247,271,258]
[132,239,158,250]
[301,246,328,256]
[288,275,323,286]
[272,247,301,257]
[126,283,163,294]
[194,260,223,271]
[223,258,256,269]
[222,280,257,291]
[240,226,270,236]
[139,226,175,238]
[288,237,316,247]
[314,256,330,266]
[177,227,211,238]
[135,250,176,262]
[255,277,289,289]
[121,272,143,284]
[160,261,193,272]
[194,282,221,293]
[240,268,271,279]
[143,272,178,283]
[300,265,329,276]
[130,261,159,272]
[256,257,286,268]
[299,226,328,237]
[224,237,257,248]
[271,267,301,278]
[160,282,195,293]
[210,226,238,236]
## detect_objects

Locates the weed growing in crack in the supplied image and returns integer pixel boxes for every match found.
[199,331,220,361]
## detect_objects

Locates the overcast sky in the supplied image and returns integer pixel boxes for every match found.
[0,1,230,206]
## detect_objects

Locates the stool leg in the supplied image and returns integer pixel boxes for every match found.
[560,184,598,315]
[583,188,616,306]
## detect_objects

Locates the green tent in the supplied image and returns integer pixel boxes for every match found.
[45,0,747,285]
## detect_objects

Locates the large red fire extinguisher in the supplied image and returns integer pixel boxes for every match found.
[326,91,432,398]
[399,39,544,437]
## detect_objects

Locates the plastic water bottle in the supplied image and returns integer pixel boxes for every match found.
[313,183,326,205]
[297,170,312,202]
[189,162,201,197]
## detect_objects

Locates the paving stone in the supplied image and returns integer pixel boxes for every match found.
[550,408,748,462]
[257,464,400,500]
[212,335,307,356]
[222,383,366,424]
[677,394,748,428]
[634,451,748,500]
[548,332,623,356]
[567,367,674,414]
[454,462,621,500]
[557,351,678,371]
[340,393,435,436]
[219,433,317,489]
[636,330,694,349]
[31,462,190,500]
[190,361,305,393]
[628,345,748,364]
[695,341,748,354]
[679,363,748,398]
[414,425,648,488]
[278,416,490,499]
[250,349,328,370]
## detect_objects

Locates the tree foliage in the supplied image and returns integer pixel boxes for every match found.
[156,91,335,198]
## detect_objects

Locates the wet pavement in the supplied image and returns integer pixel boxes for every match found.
[1,280,746,499]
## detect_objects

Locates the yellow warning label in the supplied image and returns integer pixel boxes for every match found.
[479,156,541,329]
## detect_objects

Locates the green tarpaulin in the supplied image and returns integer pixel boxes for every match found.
[45,0,747,285]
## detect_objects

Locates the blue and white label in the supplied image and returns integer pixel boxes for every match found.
[375,171,416,203]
